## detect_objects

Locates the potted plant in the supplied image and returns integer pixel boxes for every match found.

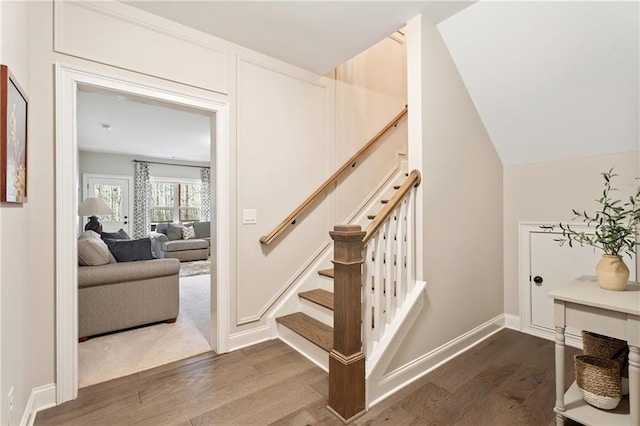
[541,168,640,291]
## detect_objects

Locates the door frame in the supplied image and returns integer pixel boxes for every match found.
[55,64,231,404]
[82,173,134,236]
[519,222,602,348]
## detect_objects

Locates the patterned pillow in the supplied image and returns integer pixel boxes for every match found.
[182,226,196,240]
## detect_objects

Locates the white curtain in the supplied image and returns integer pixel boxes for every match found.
[200,167,211,221]
[133,161,151,238]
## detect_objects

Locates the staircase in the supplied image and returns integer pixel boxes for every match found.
[274,171,408,367]
[272,169,425,420]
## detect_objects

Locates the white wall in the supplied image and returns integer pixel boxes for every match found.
[387,14,504,371]
[3,0,405,416]
[503,151,639,316]
[0,2,32,425]
[334,35,407,223]
[233,34,406,328]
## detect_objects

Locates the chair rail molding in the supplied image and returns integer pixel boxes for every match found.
[55,63,231,404]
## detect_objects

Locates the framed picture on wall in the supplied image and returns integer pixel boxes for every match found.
[1,64,28,203]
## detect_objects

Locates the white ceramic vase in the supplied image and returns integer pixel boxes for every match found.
[595,255,629,291]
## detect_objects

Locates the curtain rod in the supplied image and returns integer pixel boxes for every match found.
[133,159,210,169]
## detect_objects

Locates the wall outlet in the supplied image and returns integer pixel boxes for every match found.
[7,387,14,425]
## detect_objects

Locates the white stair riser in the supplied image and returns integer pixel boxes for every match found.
[300,298,333,327]
[277,324,329,372]
[317,276,334,293]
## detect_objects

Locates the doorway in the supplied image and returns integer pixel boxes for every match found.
[55,64,231,404]
[83,174,133,235]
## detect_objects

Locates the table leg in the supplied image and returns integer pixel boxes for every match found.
[629,346,639,426]
[554,326,566,421]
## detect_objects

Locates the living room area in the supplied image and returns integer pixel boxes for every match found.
[75,87,216,387]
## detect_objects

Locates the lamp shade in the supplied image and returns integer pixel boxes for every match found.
[78,197,114,216]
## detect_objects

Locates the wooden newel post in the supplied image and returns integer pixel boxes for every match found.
[328,224,366,423]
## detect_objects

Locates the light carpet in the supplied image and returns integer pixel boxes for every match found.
[78,274,212,388]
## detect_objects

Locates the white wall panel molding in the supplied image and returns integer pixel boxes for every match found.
[236,243,330,325]
[54,0,229,93]
[236,55,331,90]
[234,54,334,326]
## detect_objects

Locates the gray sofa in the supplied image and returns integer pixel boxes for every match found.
[151,221,211,262]
[78,258,180,339]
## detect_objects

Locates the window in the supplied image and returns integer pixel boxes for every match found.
[151,180,201,223]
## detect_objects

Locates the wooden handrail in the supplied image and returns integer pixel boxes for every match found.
[363,169,421,246]
[260,106,408,246]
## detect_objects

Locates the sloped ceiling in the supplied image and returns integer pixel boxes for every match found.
[438,1,639,166]
[124,1,473,75]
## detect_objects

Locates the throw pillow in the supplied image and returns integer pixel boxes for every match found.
[155,223,169,235]
[78,230,101,241]
[78,238,111,266]
[100,228,130,241]
[104,238,154,263]
[193,221,210,238]
[182,225,196,239]
[118,228,131,239]
[167,224,183,241]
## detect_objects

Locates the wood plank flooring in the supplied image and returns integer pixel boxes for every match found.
[35,329,581,426]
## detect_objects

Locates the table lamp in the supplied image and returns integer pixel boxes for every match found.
[78,197,114,233]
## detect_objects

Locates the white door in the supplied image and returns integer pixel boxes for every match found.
[84,175,132,235]
[529,231,636,335]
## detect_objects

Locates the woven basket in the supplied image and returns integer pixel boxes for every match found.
[582,330,629,394]
[574,355,622,410]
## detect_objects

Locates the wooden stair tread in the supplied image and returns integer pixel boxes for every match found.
[318,268,334,278]
[276,313,333,352]
[299,289,334,310]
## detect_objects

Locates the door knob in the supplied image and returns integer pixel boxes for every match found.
[124,221,128,225]
[533,276,543,285]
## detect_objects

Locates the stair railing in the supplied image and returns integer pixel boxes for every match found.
[259,106,408,246]
[328,169,421,422]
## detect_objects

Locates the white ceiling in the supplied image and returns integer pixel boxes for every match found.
[124,1,474,75]
[77,89,212,163]
[439,1,639,166]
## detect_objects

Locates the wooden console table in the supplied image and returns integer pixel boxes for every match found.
[550,276,640,425]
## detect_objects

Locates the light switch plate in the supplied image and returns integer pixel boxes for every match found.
[243,209,257,224]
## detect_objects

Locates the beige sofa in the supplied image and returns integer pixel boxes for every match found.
[78,258,180,340]
[151,222,211,261]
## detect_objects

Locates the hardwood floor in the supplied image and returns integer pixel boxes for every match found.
[36,329,581,426]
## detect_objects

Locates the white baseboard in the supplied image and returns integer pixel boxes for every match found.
[227,325,273,352]
[21,384,56,426]
[504,313,521,330]
[368,314,505,408]
[521,325,583,350]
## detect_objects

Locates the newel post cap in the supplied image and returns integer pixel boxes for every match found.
[330,224,366,242]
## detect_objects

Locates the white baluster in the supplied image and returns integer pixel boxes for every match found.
[373,230,386,342]
[395,198,407,306]
[386,206,398,323]
[362,242,374,356]
[406,189,416,291]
